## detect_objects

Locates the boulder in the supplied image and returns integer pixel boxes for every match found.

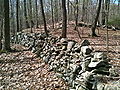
[93,52,107,61]
[81,46,93,56]
[67,40,76,51]
[88,60,111,68]
[97,83,105,90]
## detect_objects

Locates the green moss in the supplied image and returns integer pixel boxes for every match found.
[0,50,7,54]
[108,17,120,28]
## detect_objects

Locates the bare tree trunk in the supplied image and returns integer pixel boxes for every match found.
[81,0,85,22]
[4,0,11,51]
[40,0,48,36]
[24,0,30,28]
[102,0,105,25]
[19,4,24,31]
[105,0,110,53]
[0,1,3,50]
[105,0,110,25]
[118,0,120,16]
[67,0,70,24]
[29,0,34,33]
[118,0,120,11]
[10,0,16,35]
[75,0,79,30]
[58,0,62,21]
[16,0,19,32]
[0,20,3,50]
[35,0,39,28]
[61,0,67,38]
[91,0,102,37]
[85,0,89,23]
[54,0,59,23]
[51,0,54,29]
[71,2,74,21]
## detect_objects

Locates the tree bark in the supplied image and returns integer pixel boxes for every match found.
[16,0,19,32]
[118,0,120,11]
[51,0,54,29]
[0,20,3,50]
[3,0,11,51]
[67,0,70,24]
[40,0,48,36]
[10,0,16,35]
[105,0,110,53]
[81,0,85,22]
[102,0,105,25]
[105,0,110,25]
[91,0,102,37]
[75,0,79,30]
[29,0,34,33]
[35,0,39,28]
[24,0,30,28]
[54,0,59,23]
[118,0,120,15]
[61,0,67,38]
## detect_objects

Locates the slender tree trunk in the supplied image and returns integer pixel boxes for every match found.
[118,0,120,16]
[70,2,73,21]
[85,0,89,23]
[19,15,22,31]
[118,0,120,11]
[24,0,30,28]
[40,0,48,36]
[61,0,67,38]
[102,0,105,25]
[51,0,54,29]
[91,0,102,37]
[58,0,62,21]
[105,0,110,53]
[81,0,85,22]
[75,0,79,30]
[0,1,3,49]
[105,0,110,25]
[10,0,16,35]
[29,0,34,33]
[35,0,39,28]
[0,20,3,50]
[67,0,70,24]
[54,0,59,23]
[4,0,11,51]
[19,3,24,31]
[16,0,19,32]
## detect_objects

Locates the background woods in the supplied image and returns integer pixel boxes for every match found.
[0,0,119,53]
[0,0,120,34]
[0,0,120,53]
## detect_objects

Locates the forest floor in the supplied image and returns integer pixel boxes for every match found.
[0,45,68,89]
[0,23,120,89]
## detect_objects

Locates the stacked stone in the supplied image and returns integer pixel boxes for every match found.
[11,32,55,51]
[38,37,81,84]
[11,32,119,90]
[74,42,119,90]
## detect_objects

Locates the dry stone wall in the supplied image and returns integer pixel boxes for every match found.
[11,32,120,90]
